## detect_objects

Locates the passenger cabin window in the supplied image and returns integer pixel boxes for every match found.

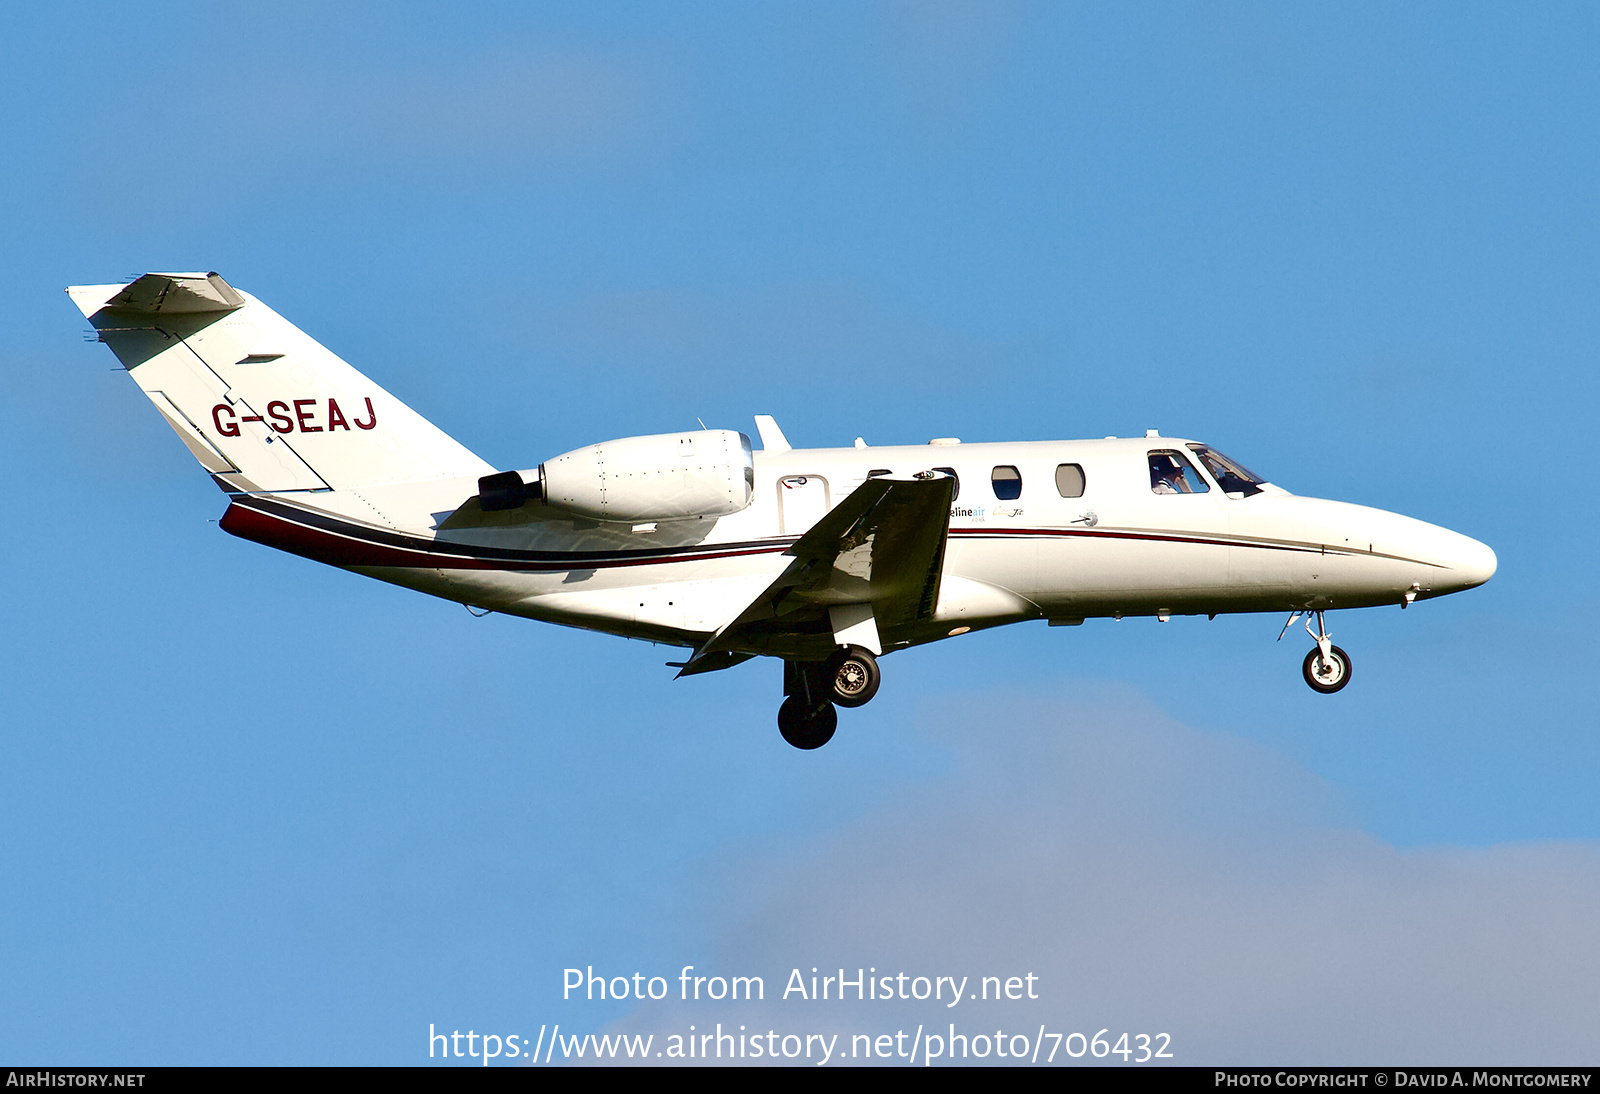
[933,467,959,500]
[1186,444,1265,497]
[991,465,1022,500]
[867,469,893,479]
[1055,463,1086,498]
[1148,450,1209,494]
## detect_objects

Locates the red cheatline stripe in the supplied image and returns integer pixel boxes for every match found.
[948,525,1437,565]
[222,496,1422,574]
[950,526,1315,553]
[219,502,790,571]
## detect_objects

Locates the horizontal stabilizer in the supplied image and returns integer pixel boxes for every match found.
[103,273,246,315]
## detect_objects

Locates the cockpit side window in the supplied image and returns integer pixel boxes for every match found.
[1148,450,1209,494]
[1186,444,1265,497]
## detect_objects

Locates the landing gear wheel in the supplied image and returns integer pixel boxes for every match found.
[826,646,881,708]
[778,696,838,750]
[1302,645,1353,693]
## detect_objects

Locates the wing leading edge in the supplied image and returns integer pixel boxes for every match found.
[677,474,955,675]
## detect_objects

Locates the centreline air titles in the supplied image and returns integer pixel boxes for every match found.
[70,273,1497,749]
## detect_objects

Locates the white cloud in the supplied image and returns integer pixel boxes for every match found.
[615,686,1600,1064]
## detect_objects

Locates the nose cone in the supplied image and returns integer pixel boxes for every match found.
[1437,531,1497,590]
[1385,515,1496,595]
[1303,498,1496,599]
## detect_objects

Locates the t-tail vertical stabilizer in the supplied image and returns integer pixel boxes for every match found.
[68,272,493,494]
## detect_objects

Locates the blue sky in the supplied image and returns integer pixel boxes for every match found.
[2,1,1597,1065]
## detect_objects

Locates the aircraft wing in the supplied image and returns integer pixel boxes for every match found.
[676,474,954,675]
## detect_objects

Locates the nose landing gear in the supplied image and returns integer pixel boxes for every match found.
[1302,643,1353,693]
[779,646,881,749]
[1280,610,1354,694]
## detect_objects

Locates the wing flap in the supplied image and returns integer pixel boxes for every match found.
[676,474,953,673]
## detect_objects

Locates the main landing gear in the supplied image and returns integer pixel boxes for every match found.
[778,695,836,750]
[778,646,881,749]
[1280,610,1353,694]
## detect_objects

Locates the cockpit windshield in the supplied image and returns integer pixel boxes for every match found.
[1187,444,1267,497]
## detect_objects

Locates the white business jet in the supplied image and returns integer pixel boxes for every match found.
[70,273,1496,749]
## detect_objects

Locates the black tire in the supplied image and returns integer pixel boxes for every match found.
[778,696,838,750]
[1302,645,1353,694]
[826,646,881,708]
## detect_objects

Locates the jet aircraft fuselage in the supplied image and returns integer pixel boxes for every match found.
[225,436,1491,654]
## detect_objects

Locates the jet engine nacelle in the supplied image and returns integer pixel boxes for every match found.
[491,429,754,523]
[546,429,754,521]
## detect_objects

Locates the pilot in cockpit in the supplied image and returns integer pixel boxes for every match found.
[1150,454,1185,494]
